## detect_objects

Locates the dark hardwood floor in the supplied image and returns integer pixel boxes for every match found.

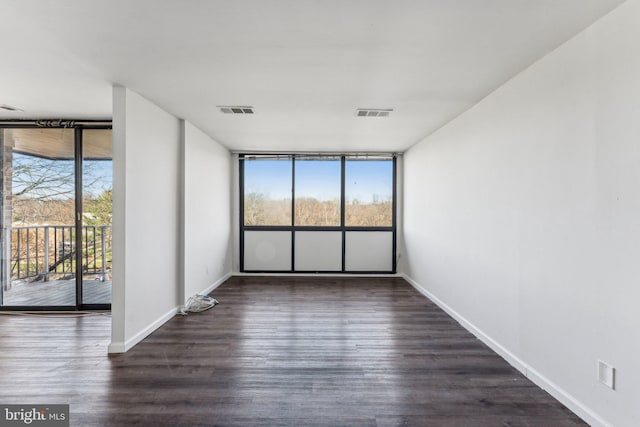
[0,276,585,426]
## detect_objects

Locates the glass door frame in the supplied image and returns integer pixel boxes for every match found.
[0,120,112,311]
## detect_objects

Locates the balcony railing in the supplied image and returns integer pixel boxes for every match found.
[9,225,112,282]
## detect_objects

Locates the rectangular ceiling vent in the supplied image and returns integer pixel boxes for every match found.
[0,104,23,112]
[356,108,392,118]
[219,106,254,114]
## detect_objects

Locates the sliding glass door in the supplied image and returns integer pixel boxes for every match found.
[81,129,113,306]
[0,124,112,310]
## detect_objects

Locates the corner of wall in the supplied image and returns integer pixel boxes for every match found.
[400,273,611,427]
[109,87,183,353]
[178,119,186,307]
[231,153,240,273]
[110,84,127,350]
[108,305,180,354]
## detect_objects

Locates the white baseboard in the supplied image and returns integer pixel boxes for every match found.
[109,272,234,354]
[524,365,612,427]
[108,305,179,354]
[401,273,611,427]
[107,341,126,354]
[198,272,232,297]
[233,272,403,278]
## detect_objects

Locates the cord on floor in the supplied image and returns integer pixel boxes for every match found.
[179,294,218,315]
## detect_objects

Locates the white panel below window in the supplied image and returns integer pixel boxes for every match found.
[295,231,342,271]
[345,231,393,272]
[244,231,291,271]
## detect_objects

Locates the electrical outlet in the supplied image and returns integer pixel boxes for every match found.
[597,360,615,390]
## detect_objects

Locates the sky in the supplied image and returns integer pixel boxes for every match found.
[12,153,390,203]
[11,153,112,199]
[244,159,393,203]
[83,159,113,196]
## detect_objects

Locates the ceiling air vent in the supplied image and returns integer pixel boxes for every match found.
[219,106,254,114]
[356,108,392,118]
[0,104,23,112]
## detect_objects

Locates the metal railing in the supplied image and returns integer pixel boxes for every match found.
[9,225,112,282]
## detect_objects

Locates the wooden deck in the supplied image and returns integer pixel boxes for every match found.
[0,276,585,426]
[2,278,111,306]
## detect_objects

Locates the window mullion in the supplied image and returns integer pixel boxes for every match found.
[340,156,345,227]
[291,158,295,271]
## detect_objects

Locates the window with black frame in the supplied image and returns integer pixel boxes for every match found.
[240,154,396,273]
[0,125,113,310]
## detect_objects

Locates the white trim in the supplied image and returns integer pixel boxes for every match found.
[107,341,126,354]
[401,273,611,427]
[108,305,179,354]
[197,272,233,298]
[525,366,612,427]
[234,272,402,278]
[178,119,187,309]
[401,274,526,372]
[108,272,233,354]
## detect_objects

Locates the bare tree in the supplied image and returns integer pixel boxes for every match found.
[12,155,75,200]
[11,153,109,225]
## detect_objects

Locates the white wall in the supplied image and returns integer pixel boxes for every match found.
[183,122,232,301]
[111,87,182,352]
[402,1,640,426]
[111,88,232,353]
[231,154,241,272]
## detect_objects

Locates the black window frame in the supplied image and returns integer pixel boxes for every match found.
[239,154,397,274]
[0,120,113,311]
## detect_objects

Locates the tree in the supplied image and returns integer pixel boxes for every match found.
[11,153,110,225]
[84,190,113,226]
[12,154,75,200]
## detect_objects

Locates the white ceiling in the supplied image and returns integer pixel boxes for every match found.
[0,0,625,152]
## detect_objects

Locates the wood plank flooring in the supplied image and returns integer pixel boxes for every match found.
[0,276,585,426]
